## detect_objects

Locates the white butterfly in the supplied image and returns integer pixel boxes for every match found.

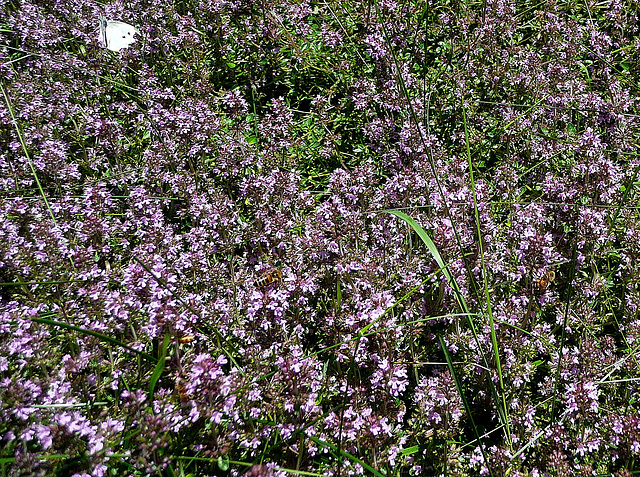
[98,16,138,52]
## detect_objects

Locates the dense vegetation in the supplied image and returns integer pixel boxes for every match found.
[2,0,640,475]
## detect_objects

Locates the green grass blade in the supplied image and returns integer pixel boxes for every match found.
[149,334,171,396]
[31,315,157,364]
[382,209,469,315]
[439,334,494,477]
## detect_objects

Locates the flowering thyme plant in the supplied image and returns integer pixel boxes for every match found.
[1,0,640,475]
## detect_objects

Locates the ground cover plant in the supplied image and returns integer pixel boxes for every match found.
[1,0,640,475]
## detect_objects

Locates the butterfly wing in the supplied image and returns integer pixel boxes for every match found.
[98,16,109,49]
[103,20,138,52]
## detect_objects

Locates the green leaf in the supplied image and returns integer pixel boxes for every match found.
[401,445,420,455]
[308,436,386,477]
[382,209,468,315]
[149,334,171,396]
[217,456,230,471]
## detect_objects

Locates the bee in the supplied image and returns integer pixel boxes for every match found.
[533,270,555,292]
[254,269,283,288]
[177,335,195,344]
[176,381,189,403]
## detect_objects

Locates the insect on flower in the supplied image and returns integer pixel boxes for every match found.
[176,381,189,403]
[254,269,283,288]
[533,270,555,292]
[177,335,195,344]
